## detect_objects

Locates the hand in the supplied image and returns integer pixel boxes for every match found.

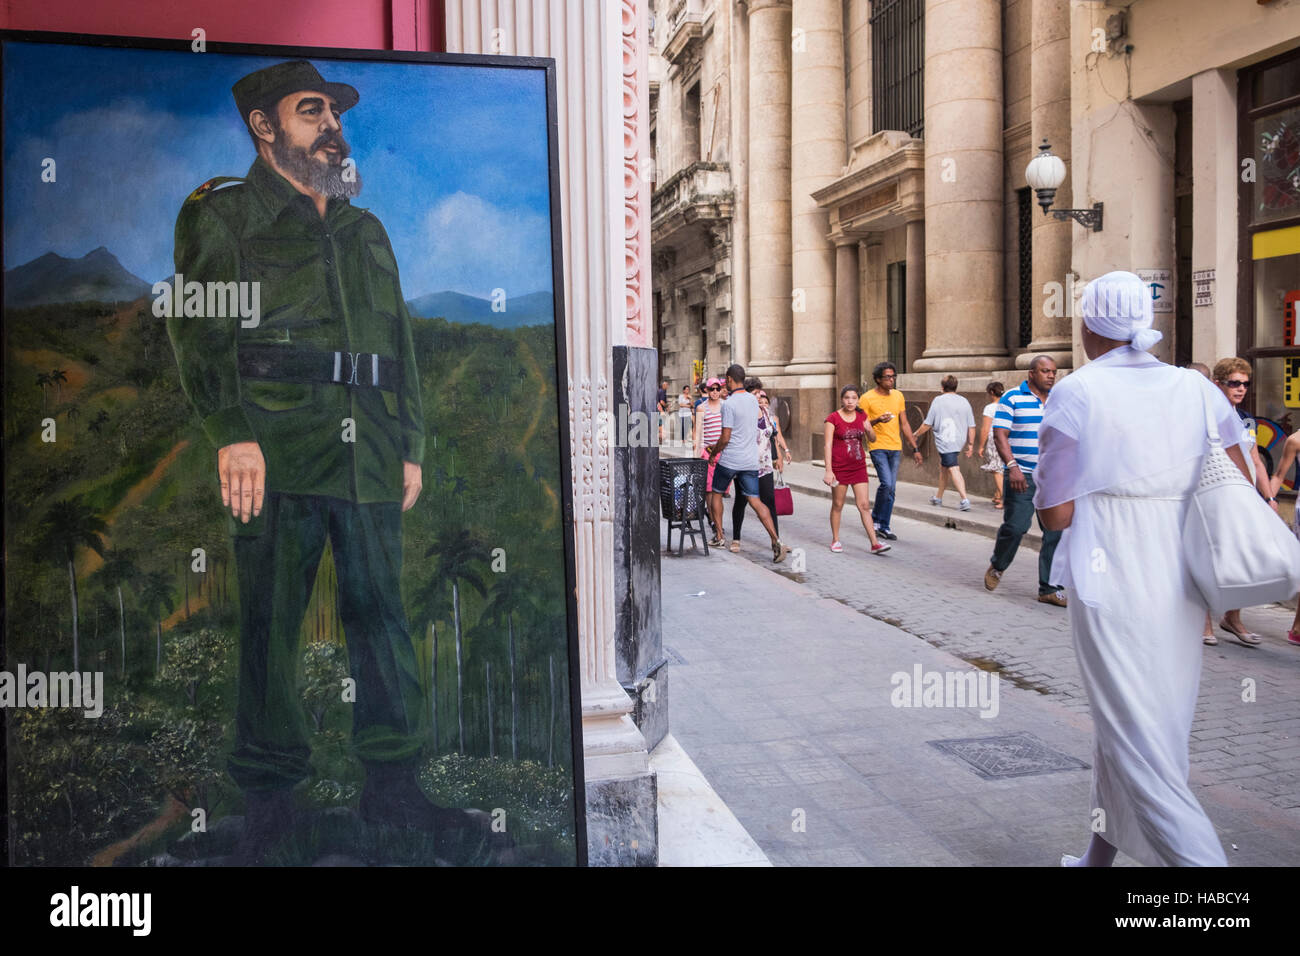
[878,412,893,424]
[402,461,423,512]
[218,441,265,523]
[823,470,837,487]
[964,444,973,459]
[1267,497,1279,513]
[912,451,923,466]
[1008,464,1027,493]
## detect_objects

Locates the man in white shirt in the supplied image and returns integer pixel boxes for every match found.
[706,364,789,562]
[912,375,976,511]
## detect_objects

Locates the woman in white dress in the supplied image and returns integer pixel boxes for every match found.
[1034,271,1247,867]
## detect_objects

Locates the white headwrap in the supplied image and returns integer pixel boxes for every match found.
[1080,270,1163,352]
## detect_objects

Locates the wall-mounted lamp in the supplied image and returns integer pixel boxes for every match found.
[1024,139,1103,231]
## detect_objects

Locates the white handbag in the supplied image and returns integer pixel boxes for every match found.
[1183,387,1300,616]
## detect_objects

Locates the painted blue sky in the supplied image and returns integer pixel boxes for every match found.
[3,41,554,300]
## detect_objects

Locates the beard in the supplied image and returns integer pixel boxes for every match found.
[269,125,362,200]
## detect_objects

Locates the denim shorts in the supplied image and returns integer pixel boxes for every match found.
[711,462,760,498]
[939,451,959,468]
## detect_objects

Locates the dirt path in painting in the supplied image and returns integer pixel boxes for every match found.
[516,341,560,513]
[90,793,189,867]
[79,439,190,577]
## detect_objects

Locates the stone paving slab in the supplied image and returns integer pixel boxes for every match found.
[662,484,1300,866]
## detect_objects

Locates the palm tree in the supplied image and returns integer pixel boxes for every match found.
[93,550,138,678]
[48,368,68,406]
[483,574,541,761]
[139,570,175,677]
[65,405,80,439]
[425,529,488,753]
[88,409,110,437]
[36,372,51,415]
[36,498,107,671]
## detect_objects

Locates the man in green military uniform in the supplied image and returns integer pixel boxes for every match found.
[167,60,477,861]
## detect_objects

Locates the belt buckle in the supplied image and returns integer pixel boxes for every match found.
[333,350,375,387]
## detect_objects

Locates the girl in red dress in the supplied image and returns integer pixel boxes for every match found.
[824,386,890,555]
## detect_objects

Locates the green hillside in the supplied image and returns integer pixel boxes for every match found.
[3,298,577,866]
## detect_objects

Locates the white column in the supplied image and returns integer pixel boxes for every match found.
[444,0,650,783]
[730,0,751,366]
[746,0,794,377]
[914,0,1007,372]
[786,0,845,374]
[1192,69,1240,366]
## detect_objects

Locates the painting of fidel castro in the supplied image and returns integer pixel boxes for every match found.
[2,38,580,866]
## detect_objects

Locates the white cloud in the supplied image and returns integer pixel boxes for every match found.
[413,190,552,300]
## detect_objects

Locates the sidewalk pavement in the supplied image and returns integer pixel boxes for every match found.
[660,478,1300,866]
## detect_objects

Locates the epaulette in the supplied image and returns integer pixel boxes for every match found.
[186,176,245,203]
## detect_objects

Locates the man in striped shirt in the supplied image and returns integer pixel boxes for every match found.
[983,355,1067,606]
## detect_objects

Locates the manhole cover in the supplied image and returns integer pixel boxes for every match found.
[928,731,1089,780]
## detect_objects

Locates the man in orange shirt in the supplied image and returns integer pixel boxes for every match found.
[858,361,922,540]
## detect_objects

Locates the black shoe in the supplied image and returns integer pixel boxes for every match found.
[876,527,898,541]
[231,788,296,865]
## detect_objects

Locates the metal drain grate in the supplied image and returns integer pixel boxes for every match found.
[928,732,1089,780]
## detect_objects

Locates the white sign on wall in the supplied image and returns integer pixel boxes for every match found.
[1193,268,1215,308]
[1137,269,1173,313]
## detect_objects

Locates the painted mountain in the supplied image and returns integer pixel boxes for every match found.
[406,289,553,329]
[3,247,153,308]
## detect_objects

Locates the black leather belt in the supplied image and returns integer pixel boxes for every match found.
[239,347,400,389]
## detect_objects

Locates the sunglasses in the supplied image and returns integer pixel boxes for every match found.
[1223,380,1250,389]
[707,386,721,391]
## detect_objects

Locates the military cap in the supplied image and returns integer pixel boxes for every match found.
[233,60,359,126]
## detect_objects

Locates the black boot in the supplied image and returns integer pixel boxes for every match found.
[231,788,296,866]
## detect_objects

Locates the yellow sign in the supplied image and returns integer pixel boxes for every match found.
[1285,356,1299,409]
[692,359,703,384]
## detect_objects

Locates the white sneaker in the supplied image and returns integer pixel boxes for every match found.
[959,499,971,511]
[929,496,942,506]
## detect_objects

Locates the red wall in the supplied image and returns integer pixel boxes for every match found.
[0,0,444,52]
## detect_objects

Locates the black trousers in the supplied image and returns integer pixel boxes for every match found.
[731,471,777,540]
[229,493,424,790]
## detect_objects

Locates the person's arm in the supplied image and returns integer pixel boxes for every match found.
[1250,443,1277,510]
[693,410,703,455]
[774,420,791,464]
[382,226,426,513]
[1270,433,1299,497]
[1039,500,1074,531]
[963,425,976,458]
[823,421,836,486]
[168,193,263,523]
[976,414,993,455]
[912,422,931,443]
[1227,443,1253,484]
[995,427,1025,492]
[710,426,732,463]
[900,407,923,464]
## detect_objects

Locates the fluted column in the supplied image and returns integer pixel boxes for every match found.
[905,216,926,371]
[444,0,653,863]
[834,240,860,388]
[731,0,751,365]
[746,0,793,377]
[1020,0,1073,369]
[786,0,845,374]
[913,0,1007,372]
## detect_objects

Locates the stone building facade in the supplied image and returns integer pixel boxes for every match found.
[650,0,1300,496]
